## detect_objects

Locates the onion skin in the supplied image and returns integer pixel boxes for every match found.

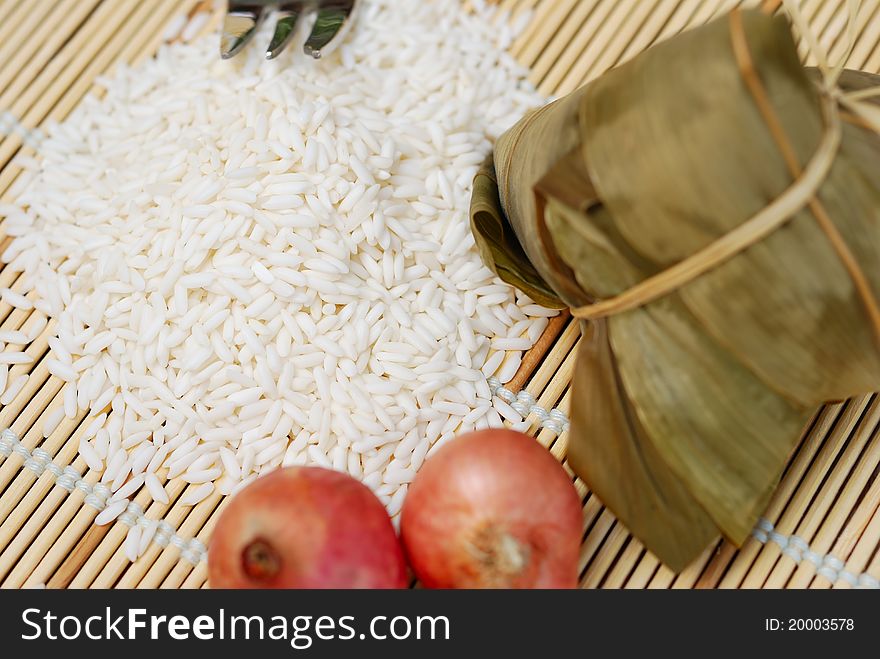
[401,429,582,589]
[208,467,407,589]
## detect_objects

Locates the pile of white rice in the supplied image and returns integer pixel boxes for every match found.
[1,0,554,551]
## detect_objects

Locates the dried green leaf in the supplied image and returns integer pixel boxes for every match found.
[470,154,564,309]
[568,319,719,572]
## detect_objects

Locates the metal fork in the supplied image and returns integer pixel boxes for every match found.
[221,0,358,61]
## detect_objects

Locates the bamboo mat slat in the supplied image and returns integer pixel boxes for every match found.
[0,0,877,590]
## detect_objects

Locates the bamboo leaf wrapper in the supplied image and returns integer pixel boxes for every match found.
[470,9,880,570]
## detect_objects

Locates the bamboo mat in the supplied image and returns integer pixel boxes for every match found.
[0,0,878,589]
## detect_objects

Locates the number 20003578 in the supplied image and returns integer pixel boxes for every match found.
[765,619,854,631]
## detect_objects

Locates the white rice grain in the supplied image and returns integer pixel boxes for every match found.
[124,525,142,562]
[162,13,188,42]
[41,407,66,438]
[179,483,214,506]
[78,438,104,472]
[1,288,33,310]
[46,358,77,381]
[110,474,146,502]
[491,337,533,352]
[0,352,33,365]
[182,467,222,484]
[62,381,77,418]
[0,373,28,404]
[26,314,49,342]
[496,354,523,384]
[0,330,28,344]
[181,12,210,43]
[493,397,523,423]
[145,473,170,504]
[95,499,128,525]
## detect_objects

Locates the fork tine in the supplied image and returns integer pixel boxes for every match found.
[266,5,304,60]
[221,1,272,60]
[303,0,357,60]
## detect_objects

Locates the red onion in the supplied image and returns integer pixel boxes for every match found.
[401,429,582,588]
[208,467,407,589]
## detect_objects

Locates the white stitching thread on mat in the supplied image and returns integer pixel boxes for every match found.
[0,111,45,150]
[0,428,208,565]
[751,518,880,588]
[488,376,570,435]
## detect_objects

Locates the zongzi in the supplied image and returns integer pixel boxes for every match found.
[470,8,880,571]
